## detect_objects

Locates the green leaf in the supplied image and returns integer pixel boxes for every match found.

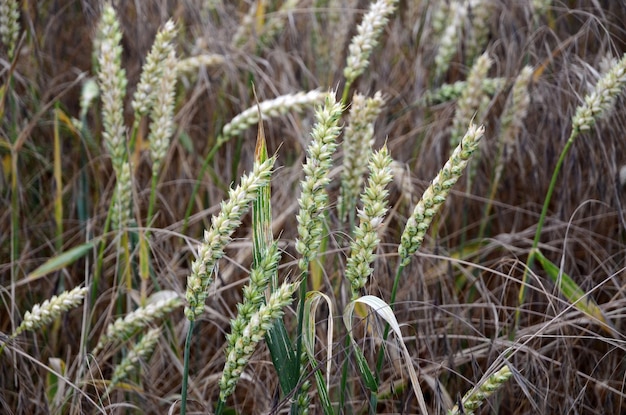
[24,242,95,283]
[251,95,273,274]
[265,318,299,395]
[534,249,615,335]
[249,86,300,396]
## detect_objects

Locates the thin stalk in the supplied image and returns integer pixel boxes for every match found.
[291,269,308,415]
[338,169,371,410]
[180,320,194,415]
[128,122,140,159]
[231,133,244,186]
[477,161,503,240]
[53,104,64,254]
[142,168,159,303]
[215,399,225,415]
[513,132,576,337]
[338,335,351,413]
[10,145,19,341]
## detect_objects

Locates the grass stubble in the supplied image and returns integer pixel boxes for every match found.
[1,0,626,414]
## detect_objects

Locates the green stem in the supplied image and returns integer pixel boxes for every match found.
[215,399,225,415]
[338,335,351,413]
[291,269,308,415]
[340,81,353,108]
[513,128,579,338]
[478,126,509,241]
[180,320,195,415]
[339,214,358,411]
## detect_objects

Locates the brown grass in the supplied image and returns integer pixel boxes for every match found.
[2,1,626,414]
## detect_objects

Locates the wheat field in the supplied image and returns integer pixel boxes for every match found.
[1,1,626,414]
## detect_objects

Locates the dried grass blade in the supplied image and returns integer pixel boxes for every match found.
[303,290,334,414]
[344,296,428,414]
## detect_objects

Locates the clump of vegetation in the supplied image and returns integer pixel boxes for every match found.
[1,1,626,414]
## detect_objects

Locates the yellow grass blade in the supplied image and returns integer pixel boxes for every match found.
[255,0,266,34]
[139,231,150,305]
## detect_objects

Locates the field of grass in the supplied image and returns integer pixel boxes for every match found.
[1,0,626,413]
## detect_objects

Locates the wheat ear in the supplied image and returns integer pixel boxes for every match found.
[345,146,393,299]
[434,1,467,79]
[450,52,492,147]
[571,53,626,133]
[399,123,485,266]
[131,20,177,122]
[12,286,88,338]
[221,90,327,140]
[295,93,343,271]
[343,0,399,86]
[185,156,276,321]
[93,291,181,354]
[96,2,131,229]
[448,365,513,415]
[227,243,280,344]
[105,327,161,396]
[0,0,20,59]
[218,281,299,401]
[338,91,385,221]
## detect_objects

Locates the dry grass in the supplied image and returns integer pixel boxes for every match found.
[2,1,626,414]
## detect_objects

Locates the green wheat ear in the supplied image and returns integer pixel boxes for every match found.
[448,365,513,415]
[218,281,299,403]
[105,327,161,396]
[339,91,385,222]
[0,0,20,59]
[399,123,485,266]
[93,291,181,354]
[345,145,393,300]
[184,156,275,321]
[11,286,88,339]
[295,93,343,272]
[95,2,132,230]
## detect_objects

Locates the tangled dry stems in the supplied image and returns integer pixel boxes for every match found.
[1,1,626,414]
